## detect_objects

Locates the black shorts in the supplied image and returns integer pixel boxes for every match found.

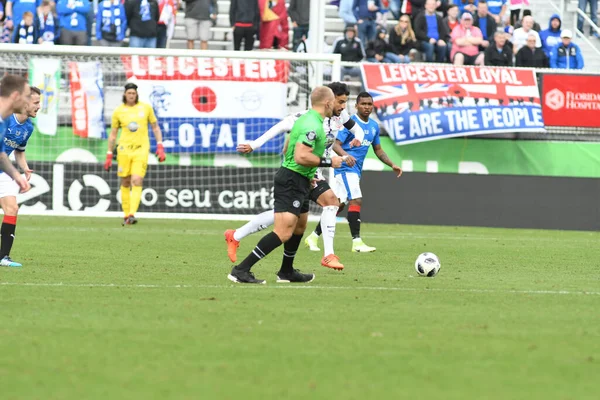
[309,179,331,205]
[453,52,480,65]
[273,168,311,216]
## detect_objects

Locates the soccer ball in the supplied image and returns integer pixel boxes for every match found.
[415,253,441,277]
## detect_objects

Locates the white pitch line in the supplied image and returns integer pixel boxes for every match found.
[18,226,600,243]
[1,282,599,296]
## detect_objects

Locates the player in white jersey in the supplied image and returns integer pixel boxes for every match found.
[306,92,402,253]
[225,82,364,271]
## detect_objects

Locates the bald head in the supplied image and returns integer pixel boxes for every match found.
[311,86,335,106]
[310,86,335,118]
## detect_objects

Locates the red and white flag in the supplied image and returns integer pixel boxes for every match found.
[69,62,106,139]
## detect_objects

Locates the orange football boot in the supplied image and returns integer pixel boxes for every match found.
[321,254,344,270]
[224,229,240,263]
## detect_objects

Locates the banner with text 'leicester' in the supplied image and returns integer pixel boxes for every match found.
[121,56,289,153]
[360,64,545,145]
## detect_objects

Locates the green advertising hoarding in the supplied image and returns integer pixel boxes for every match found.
[25,128,600,178]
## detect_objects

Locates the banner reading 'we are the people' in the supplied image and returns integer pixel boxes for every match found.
[360,64,546,145]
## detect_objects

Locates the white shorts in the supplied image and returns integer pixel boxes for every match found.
[334,172,362,203]
[0,172,19,198]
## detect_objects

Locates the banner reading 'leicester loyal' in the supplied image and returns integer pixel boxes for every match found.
[361,64,546,145]
[121,56,289,153]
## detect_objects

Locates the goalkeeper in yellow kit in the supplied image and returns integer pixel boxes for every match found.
[105,83,166,225]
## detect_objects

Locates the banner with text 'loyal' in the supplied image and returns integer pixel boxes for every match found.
[121,56,289,153]
[360,64,546,145]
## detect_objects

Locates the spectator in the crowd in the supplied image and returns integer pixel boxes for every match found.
[0,2,4,21]
[456,0,477,16]
[339,0,357,26]
[157,0,177,48]
[514,9,540,31]
[366,26,405,63]
[512,15,540,53]
[38,0,59,44]
[229,0,259,51]
[184,0,214,50]
[444,4,460,33]
[504,24,514,40]
[550,29,584,69]
[484,31,512,65]
[288,0,310,51]
[85,4,93,45]
[473,0,496,46]
[577,0,598,37]
[409,0,427,17]
[516,32,548,67]
[333,25,365,78]
[486,0,506,24]
[450,12,484,65]
[259,0,288,49]
[57,0,91,45]
[353,0,380,45]
[96,0,127,47]
[14,10,37,43]
[414,0,449,62]
[539,14,561,57]
[5,0,42,41]
[125,0,159,48]
[508,0,528,26]
[388,0,400,18]
[375,0,390,28]
[389,14,418,61]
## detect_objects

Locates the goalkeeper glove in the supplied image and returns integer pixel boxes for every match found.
[104,152,113,171]
[156,143,166,162]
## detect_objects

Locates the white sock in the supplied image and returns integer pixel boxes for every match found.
[320,205,339,256]
[233,210,275,241]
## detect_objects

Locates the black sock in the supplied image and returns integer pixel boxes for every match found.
[0,218,17,259]
[280,233,303,274]
[237,231,282,272]
[347,211,361,239]
[314,221,323,236]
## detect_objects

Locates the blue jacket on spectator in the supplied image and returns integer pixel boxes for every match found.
[352,0,380,21]
[7,0,41,27]
[96,0,128,42]
[339,0,357,25]
[539,14,562,57]
[56,0,91,32]
[550,41,584,69]
[455,0,478,16]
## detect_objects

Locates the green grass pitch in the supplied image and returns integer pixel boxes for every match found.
[1,217,599,399]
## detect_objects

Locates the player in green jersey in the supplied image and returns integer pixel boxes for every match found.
[227,86,346,284]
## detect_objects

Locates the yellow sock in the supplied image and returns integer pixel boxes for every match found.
[130,186,143,216]
[120,186,131,217]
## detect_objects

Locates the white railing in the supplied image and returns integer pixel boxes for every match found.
[572,8,600,57]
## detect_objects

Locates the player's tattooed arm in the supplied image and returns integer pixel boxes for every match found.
[373,144,402,178]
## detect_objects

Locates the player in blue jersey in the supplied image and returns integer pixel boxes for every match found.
[0,74,31,197]
[305,92,402,253]
[0,86,40,268]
